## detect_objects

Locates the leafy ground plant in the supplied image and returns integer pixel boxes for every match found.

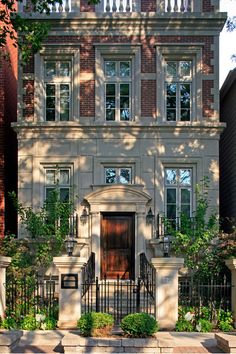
[120,313,159,337]
[77,312,114,337]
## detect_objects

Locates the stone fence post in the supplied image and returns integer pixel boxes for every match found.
[53,256,87,329]
[225,259,236,327]
[151,257,184,330]
[0,256,11,318]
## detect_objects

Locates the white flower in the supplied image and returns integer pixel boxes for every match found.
[196,323,202,332]
[41,323,47,330]
[184,312,194,321]
[36,314,46,323]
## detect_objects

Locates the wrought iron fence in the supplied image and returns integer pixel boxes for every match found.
[82,252,95,297]
[6,276,59,319]
[82,275,155,325]
[178,275,232,318]
[139,253,156,299]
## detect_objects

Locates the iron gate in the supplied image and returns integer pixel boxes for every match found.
[82,275,155,324]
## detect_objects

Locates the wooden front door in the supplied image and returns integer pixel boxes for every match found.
[101,213,135,280]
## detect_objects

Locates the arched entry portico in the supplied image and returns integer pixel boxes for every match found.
[85,185,152,279]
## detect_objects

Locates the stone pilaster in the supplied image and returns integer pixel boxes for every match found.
[151,257,184,330]
[0,256,11,318]
[53,256,87,329]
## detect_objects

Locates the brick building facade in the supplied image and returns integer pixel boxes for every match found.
[14,0,226,279]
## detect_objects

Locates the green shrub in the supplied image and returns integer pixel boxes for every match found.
[218,321,234,332]
[217,310,234,332]
[77,312,114,337]
[120,313,158,337]
[43,317,57,330]
[1,316,18,330]
[21,315,39,330]
[175,319,194,332]
[196,319,213,332]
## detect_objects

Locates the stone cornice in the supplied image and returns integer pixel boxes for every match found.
[12,121,226,138]
[17,12,227,35]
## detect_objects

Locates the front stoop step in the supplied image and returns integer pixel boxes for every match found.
[62,332,174,353]
[215,333,236,353]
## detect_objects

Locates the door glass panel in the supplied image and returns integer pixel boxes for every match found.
[166,61,177,77]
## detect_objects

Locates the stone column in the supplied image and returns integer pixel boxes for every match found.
[225,259,236,327]
[0,256,11,318]
[53,256,87,329]
[151,257,184,330]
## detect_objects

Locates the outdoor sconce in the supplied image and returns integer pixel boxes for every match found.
[146,207,155,225]
[162,235,171,257]
[65,234,77,256]
[80,207,89,225]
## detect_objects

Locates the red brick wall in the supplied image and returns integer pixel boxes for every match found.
[202,80,214,117]
[141,80,156,117]
[0,54,5,238]
[141,0,156,12]
[202,0,214,12]
[80,0,95,12]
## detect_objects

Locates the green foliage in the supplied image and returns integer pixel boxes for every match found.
[0,188,75,276]
[120,313,159,337]
[177,306,234,332]
[0,316,18,330]
[77,312,114,337]
[175,319,194,332]
[217,310,234,332]
[42,317,57,330]
[196,319,213,332]
[21,315,39,330]
[171,177,219,280]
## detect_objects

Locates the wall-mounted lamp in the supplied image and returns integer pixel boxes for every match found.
[162,235,171,257]
[65,234,77,256]
[146,207,155,225]
[80,207,89,225]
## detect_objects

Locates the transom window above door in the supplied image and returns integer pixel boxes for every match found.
[165,60,192,122]
[104,60,131,121]
[105,167,132,184]
[165,168,192,219]
[44,61,71,122]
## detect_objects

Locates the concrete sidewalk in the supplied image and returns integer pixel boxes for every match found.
[0,330,226,353]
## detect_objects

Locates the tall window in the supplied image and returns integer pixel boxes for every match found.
[165,60,192,121]
[105,167,132,184]
[165,168,192,219]
[44,61,71,121]
[45,168,70,202]
[105,60,131,121]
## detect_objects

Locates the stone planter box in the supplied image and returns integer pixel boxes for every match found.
[62,332,174,353]
[215,333,236,353]
[0,330,23,353]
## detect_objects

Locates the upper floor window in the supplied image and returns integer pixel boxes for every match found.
[44,61,71,122]
[165,168,192,219]
[105,167,132,184]
[45,168,70,202]
[105,60,131,122]
[165,60,192,122]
